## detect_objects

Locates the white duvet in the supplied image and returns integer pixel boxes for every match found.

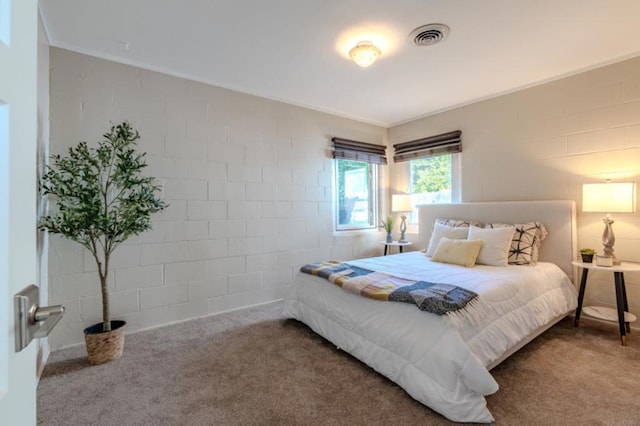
[282,251,577,423]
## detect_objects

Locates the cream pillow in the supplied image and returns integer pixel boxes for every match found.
[431,237,484,267]
[467,225,516,267]
[425,223,470,257]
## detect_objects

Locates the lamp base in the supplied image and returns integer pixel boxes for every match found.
[398,215,408,244]
[602,216,620,265]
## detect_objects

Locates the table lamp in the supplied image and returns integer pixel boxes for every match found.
[582,182,636,265]
[392,194,413,243]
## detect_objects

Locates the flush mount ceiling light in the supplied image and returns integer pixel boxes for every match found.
[349,41,381,67]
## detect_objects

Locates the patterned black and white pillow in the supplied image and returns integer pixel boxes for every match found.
[435,218,483,228]
[485,222,547,265]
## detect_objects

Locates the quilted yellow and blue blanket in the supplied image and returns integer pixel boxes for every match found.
[300,260,478,316]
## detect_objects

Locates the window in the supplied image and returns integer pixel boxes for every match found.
[407,153,459,224]
[392,130,462,226]
[335,159,377,230]
[411,154,453,204]
[331,136,386,232]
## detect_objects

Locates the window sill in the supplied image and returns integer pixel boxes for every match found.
[333,228,380,237]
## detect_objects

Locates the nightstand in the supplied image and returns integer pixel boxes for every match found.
[572,260,640,345]
[381,241,411,256]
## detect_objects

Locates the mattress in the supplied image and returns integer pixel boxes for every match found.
[282,251,577,423]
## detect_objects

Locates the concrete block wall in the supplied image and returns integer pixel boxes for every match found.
[48,48,387,348]
[389,56,640,324]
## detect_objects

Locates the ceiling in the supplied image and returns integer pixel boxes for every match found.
[39,0,640,127]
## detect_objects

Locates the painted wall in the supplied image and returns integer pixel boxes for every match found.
[389,56,640,324]
[48,48,388,349]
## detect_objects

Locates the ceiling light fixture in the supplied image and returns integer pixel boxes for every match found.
[349,41,381,68]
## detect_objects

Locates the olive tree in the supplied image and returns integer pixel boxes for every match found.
[39,122,166,332]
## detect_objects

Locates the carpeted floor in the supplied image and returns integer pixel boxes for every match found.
[38,301,640,425]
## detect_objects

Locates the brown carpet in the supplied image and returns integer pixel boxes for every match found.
[38,302,640,425]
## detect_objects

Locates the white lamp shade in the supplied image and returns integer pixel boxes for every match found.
[392,194,413,213]
[582,182,636,213]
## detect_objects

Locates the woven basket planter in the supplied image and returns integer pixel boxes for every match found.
[84,320,126,365]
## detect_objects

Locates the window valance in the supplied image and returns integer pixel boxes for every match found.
[331,137,387,165]
[393,130,461,163]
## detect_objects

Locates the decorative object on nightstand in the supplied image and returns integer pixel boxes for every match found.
[573,260,640,346]
[579,248,595,263]
[380,215,394,243]
[582,181,636,265]
[392,194,413,243]
[595,254,613,267]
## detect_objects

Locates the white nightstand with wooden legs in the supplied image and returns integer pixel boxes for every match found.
[572,261,640,345]
[381,241,411,256]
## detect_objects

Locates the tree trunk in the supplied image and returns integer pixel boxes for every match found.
[101,272,111,332]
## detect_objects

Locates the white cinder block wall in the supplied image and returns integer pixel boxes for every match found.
[389,56,640,324]
[48,48,387,349]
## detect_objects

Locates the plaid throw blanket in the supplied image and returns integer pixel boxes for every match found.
[300,261,478,316]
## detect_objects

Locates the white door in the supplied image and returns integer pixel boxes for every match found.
[0,0,40,425]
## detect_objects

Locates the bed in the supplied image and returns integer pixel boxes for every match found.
[282,200,578,423]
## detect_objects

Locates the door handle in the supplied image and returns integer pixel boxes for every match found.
[33,305,65,323]
[14,284,65,352]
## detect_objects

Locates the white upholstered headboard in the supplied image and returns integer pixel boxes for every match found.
[418,200,577,279]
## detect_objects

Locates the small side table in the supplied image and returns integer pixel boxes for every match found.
[381,241,411,256]
[572,260,640,345]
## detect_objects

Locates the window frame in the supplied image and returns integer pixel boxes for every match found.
[334,158,378,232]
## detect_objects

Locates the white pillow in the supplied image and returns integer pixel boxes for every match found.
[467,225,516,267]
[431,237,484,268]
[425,223,470,257]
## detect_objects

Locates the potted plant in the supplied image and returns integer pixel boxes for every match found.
[381,215,394,243]
[38,122,166,364]
[579,248,596,263]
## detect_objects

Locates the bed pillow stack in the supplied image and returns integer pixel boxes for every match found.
[426,219,547,267]
[425,218,483,256]
[425,223,470,257]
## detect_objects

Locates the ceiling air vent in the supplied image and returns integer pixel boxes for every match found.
[410,24,450,46]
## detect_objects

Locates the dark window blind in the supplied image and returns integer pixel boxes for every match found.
[331,137,387,165]
[393,130,461,163]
